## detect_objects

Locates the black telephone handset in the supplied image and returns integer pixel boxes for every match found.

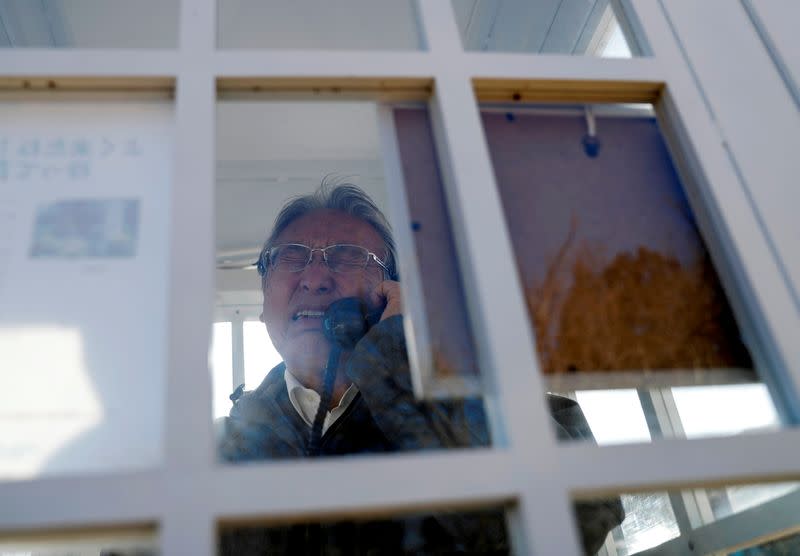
[322,297,383,349]
[307,297,384,456]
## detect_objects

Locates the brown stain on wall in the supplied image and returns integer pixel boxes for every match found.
[527,243,752,374]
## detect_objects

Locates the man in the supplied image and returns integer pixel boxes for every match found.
[217,181,623,554]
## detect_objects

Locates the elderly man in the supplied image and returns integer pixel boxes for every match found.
[218,182,623,554]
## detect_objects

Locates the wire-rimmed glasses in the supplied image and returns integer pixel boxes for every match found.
[257,243,390,277]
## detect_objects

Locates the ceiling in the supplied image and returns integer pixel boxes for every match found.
[215,101,387,294]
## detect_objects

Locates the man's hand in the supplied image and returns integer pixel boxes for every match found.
[369,280,403,322]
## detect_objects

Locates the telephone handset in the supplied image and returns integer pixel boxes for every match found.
[307,297,384,456]
[322,297,383,349]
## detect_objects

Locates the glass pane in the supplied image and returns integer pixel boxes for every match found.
[709,482,800,524]
[217,0,422,50]
[451,0,637,56]
[672,384,779,439]
[0,526,157,555]
[392,107,482,397]
[0,0,178,48]
[218,507,510,555]
[581,483,800,555]
[574,389,651,445]
[214,100,491,462]
[478,102,785,445]
[608,492,680,555]
[0,100,171,479]
[243,320,281,390]
[212,322,234,419]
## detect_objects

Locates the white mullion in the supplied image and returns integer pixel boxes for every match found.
[0,50,179,76]
[160,1,216,555]
[634,0,800,424]
[164,14,215,473]
[561,429,800,496]
[0,451,515,529]
[416,2,580,553]
[209,450,516,519]
[419,2,582,554]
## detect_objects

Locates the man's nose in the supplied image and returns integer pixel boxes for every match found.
[299,251,334,293]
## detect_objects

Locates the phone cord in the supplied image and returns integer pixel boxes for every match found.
[307,346,341,457]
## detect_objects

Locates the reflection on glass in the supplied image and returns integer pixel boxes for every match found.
[575,390,651,445]
[212,322,233,419]
[673,384,779,439]
[586,483,800,555]
[480,104,780,443]
[243,320,281,389]
[609,492,680,555]
[483,106,753,375]
[214,101,492,468]
[0,0,178,48]
[731,530,800,555]
[451,0,635,56]
[217,0,421,50]
[710,482,800,523]
[392,108,481,396]
[219,507,509,555]
[0,101,171,478]
[0,526,156,556]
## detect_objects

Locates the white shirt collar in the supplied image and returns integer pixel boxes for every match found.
[284,368,358,434]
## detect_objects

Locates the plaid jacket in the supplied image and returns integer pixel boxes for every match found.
[217,316,623,554]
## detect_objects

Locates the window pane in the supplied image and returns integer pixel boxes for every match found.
[606,492,680,556]
[0,1,178,48]
[581,483,800,555]
[217,0,422,50]
[243,320,281,389]
[451,0,637,57]
[478,102,785,445]
[0,100,171,479]
[672,384,779,439]
[218,506,510,555]
[574,390,651,445]
[214,100,492,464]
[0,526,157,555]
[392,107,482,397]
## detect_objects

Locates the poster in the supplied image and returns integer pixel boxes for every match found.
[0,101,172,478]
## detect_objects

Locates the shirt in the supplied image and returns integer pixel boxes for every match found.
[284,369,358,434]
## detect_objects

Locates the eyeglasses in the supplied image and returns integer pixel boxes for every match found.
[258,243,390,276]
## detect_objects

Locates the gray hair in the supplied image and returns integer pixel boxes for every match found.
[257,179,398,282]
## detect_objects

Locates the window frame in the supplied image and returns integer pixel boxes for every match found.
[1,1,799,554]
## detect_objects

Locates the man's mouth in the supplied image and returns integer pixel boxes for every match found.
[292,309,325,321]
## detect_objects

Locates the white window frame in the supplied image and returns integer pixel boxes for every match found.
[1,1,799,554]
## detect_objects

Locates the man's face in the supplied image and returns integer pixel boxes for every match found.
[260,209,386,373]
